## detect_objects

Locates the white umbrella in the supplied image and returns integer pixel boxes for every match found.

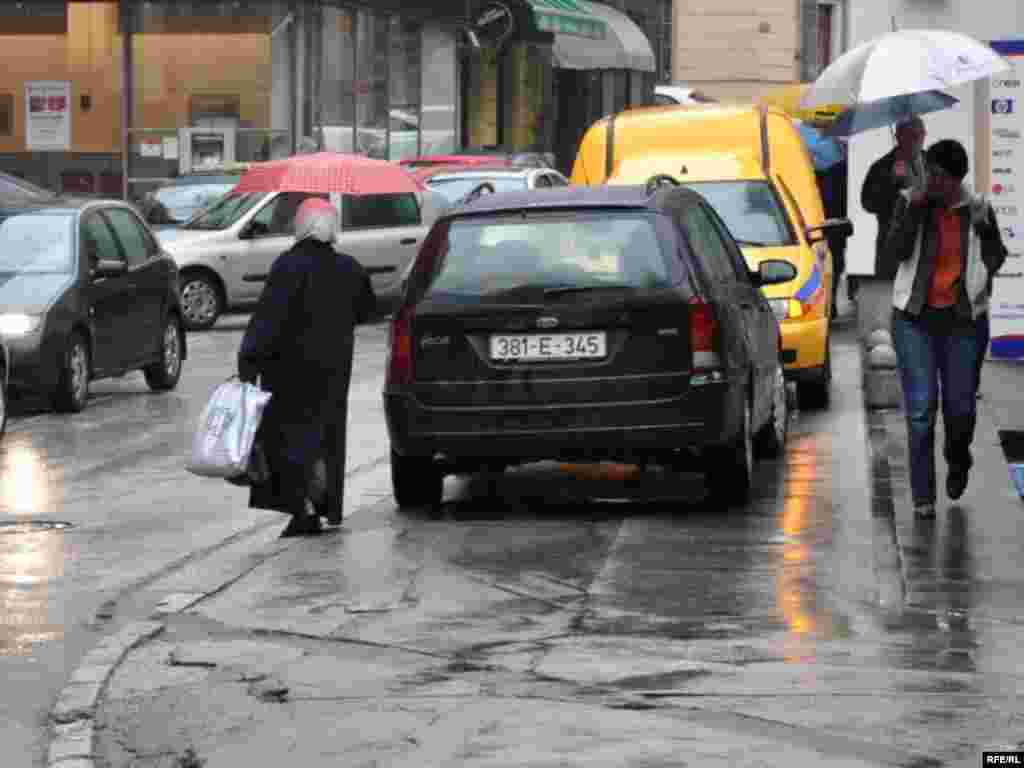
[802,29,1009,108]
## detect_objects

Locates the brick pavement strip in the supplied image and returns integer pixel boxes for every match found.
[46,622,164,768]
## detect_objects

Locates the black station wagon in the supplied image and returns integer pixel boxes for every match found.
[0,198,187,413]
[383,184,797,509]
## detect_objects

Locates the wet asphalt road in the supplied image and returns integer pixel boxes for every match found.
[1,315,1022,767]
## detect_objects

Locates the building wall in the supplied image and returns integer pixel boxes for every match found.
[845,0,1022,275]
[672,0,800,100]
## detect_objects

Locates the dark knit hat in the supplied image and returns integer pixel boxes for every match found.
[925,139,969,181]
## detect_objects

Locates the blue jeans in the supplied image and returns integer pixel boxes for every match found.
[891,309,982,506]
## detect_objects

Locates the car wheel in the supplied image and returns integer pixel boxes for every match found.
[755,364,789,459]
[706,395,753,508]
[391,449,444,508]
[180,272,222,331]
[144,314,184,391]
[797,338,832,411]
[52,331,90,413]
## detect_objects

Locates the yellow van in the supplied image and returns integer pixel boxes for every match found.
[571,104,852,409]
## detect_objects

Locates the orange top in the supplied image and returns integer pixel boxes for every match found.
[927,208,963,309]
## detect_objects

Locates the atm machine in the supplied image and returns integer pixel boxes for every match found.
[177,117,238,174]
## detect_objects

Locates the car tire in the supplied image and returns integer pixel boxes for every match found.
[797,338,832,411]
[144,314,184,391]
[52,330,90,413]
[391,449,444,508]
[755,364,789,459]
[706,395,753,508]
[180,272,223,331]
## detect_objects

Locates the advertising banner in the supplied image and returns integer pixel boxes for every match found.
[25,81,70,151]
[987,41,1024,359]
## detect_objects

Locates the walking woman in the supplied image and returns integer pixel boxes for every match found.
[883,139,1007,519]
[238,197,376,536]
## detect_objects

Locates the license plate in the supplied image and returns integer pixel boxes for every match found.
[489,332,606,361]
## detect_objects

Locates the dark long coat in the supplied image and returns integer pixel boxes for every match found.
[238,237,375,520]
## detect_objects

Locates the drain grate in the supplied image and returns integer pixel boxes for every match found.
[0,520,74,534]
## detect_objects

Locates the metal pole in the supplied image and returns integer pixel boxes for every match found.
[120,1,133,200]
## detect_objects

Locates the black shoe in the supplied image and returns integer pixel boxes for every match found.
[280,502,323,537]
[914,503,936,520]
[946,465,969,501]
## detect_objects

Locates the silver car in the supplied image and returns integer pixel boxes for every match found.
[158,189,441,330]
[421,166,570,208]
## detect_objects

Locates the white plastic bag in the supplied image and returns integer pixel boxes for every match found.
[187,377,272,479]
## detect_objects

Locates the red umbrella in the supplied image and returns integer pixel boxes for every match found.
[231,151,420,196]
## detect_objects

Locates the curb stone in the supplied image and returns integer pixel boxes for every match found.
[46,474,394,767]
[46,621,163,768]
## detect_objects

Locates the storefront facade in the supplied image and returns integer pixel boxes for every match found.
[0,1,658,198]
[462,0,657,173]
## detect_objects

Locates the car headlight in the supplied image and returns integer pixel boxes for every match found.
[768,299,791,322]
[0,313,42,336]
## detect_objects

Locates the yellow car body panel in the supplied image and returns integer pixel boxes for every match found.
[571,103,833,377]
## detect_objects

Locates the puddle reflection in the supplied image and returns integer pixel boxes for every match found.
[0,529,65,655]
[0,439,51,516]
[774,432,838,659]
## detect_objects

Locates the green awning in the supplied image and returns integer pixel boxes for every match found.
[528,0,606,40]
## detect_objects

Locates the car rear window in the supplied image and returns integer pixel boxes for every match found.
[422,212,682,301]
[426,177,526,204]
[683,181,795,247]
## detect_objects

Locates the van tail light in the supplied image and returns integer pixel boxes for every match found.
[688,296,721,371]
[387,305,414,387]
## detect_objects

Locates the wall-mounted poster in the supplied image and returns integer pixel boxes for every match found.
[986,41,1024,359]
[25,81,70,151]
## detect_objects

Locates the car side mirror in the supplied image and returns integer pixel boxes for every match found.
[752,258,798,286]
[806,217,854,244]
[94,259,127,279]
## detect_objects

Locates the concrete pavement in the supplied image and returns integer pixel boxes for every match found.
[46,319,1024,768]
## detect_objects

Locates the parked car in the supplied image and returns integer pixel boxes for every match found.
[653,84,717,107]
[571,103,852,409]
[0,198,186,413]
[417,165,570,207]
[158,188,445,330]
[399,149,555,171]
[137,165,250,231]
[384,184,796,509]
[0,171,54,200]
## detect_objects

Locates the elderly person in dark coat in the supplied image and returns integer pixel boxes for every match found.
[238,197,376,536]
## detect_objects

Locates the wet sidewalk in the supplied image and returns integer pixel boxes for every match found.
[49,329,1024,768]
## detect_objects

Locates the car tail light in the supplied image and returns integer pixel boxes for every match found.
[387,305,414,387]
[688,296,721,371]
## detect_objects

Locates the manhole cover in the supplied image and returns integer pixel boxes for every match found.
[0,520,74,534]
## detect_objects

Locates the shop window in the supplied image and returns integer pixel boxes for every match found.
[0,94,12,137]
[389,17,421,161]
[354,11,390,159]
[421,26,457,156]
[343,193,420,230]
[318,6,357,153]
[0,1,66,35]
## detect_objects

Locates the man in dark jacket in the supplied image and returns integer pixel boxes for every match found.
[239,197,376,536]
[861,116,927,278]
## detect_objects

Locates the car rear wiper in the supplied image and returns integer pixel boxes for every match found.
[543,284,636,298]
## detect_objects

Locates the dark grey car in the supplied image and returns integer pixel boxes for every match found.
[0,198,187,413]
[384,185,797,510]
